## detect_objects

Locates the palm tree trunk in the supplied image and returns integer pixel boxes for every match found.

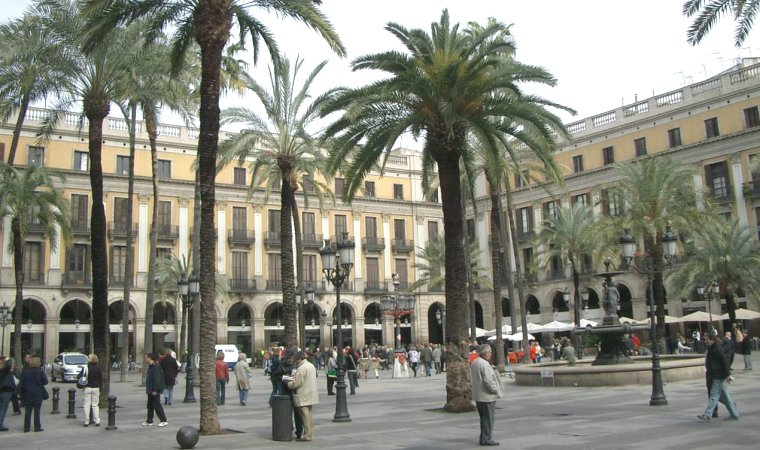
[461,194,477,345]
[436,149,474,413]
[280,170,297,348]
[11,218,24,360]
[194,9,231,432]
[6,93,30,166]
[192,169,201,377]
[291,197,306,349]
[502,173,530,362]
[487,187,505,372]
[142,106,160,384]
[494,181,518,353]
[121,103,137,383]
[85,100,111,407]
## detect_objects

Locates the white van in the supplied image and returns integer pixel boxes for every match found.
[215,344,239,369]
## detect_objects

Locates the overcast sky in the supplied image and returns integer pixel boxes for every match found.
[3,0,760,145]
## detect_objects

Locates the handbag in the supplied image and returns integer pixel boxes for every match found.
[77,366,89,389]
[327,368,337,378]
[41,386,50,400]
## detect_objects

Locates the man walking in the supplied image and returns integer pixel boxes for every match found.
[432,344,442,374]
[142,353,168,427]
[287,350,319,442]
[698,333,739,421]
[0,356,17,431]
[471,344,501,446]
[420,343,434,377]
[159,349,179,405]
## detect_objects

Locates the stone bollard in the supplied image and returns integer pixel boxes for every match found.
[66,388,77,419]
[106,395,117,431]
[51,387,60,414]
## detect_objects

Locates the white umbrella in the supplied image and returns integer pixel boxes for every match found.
[539,320,574,333]
[718,308,760,320]
[504,332,535,341]
[468,327,490,338]
[678,311,719,322]
[516,322,543,332]
[484,324,512,336]
[635,315,681,325]
[579,318,598,328]
[617,316,637,324]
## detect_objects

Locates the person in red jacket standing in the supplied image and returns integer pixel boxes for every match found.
[215,351,229,405]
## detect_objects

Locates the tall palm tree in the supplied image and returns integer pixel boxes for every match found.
[683,0,759,47]
[0,163,71,360]
[409,236,491,293]
[669,217,760,322]
[0,12,75,166]
[613,156,700,340]
[83,0,344,433]
[322,10,564,411]
[219,56,338,348]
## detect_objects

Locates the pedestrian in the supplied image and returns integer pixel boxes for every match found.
[215,351,229,405]
[326,350,337,395]
[344,347,358,394]
[286,350,319,442]
[741,331,752,371]
[142,353,168,427]
[420,343,434,377]
[0,355,17,431]
[234,353,252,406]
[370,352,380,379]
[471,344,501,446]
[281,349,304,440]
[432,344,442,374]
[408,346,419,377]
[19,356,48,433]
[724,330,737,369]
[698,333,739,421]
[560,337,576,366]
[159,349,179,406]
[268,349,284,406]
[81,353,102,427]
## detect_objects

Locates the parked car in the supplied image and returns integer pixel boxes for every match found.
[51,352,88,382]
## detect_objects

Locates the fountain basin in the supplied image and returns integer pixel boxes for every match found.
[513,355,703,387]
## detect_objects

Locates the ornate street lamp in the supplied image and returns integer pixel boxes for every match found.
[435,305,446,343]
[299,284,316,349]
[0,303,10,355]
[381,273,415,351]
[320,231,354,423]
[180,273,197,403]
[620,225,678,406]
[697,281,720,334]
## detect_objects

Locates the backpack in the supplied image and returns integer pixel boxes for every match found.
[77,366,89,389]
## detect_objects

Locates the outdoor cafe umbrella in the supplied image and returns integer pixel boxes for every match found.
[469,327,490,338]
[516,322,543,332]
[502,331,536,341]
[539,320,574,333]
[678,311,718,323]
[485,323,512,336]
[617,316,637,324]
[635,315,682,325]
[718,308,760,321]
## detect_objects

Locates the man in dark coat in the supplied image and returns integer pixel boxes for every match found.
[698,334,739,421]
[142,353,168,427]
[0,356,17,431]
[159,349,179,405]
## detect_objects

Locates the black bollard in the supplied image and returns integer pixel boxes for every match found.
[51,387,60,414]
[66,388,76,419]
[106,395,117,431]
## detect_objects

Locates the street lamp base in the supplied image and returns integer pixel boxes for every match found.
[183,369,197,403]
[333,374,352,422]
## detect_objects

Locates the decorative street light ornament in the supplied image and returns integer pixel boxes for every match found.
[620,228,636,266]
[562,288,571,305]
[240,319,246,329]
[662,225,678,263]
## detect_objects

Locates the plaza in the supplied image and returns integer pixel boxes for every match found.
[0,355,758,449]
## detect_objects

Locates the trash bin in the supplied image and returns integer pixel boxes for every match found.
[272,394,293,441]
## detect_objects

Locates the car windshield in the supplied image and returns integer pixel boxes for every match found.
[64,355,88,365]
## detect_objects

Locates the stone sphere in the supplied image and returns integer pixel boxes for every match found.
[176,425,199,449]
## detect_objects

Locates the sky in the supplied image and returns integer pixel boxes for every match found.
[2,0,760,148]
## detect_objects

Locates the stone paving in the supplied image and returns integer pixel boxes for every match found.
[1,355,758,450]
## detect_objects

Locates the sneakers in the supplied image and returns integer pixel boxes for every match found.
[697,414,711,422]
[142,422,154,427]
[83,423,89,427]
[158,422,169,427]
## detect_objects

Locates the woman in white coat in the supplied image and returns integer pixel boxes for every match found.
[234,353,252,406]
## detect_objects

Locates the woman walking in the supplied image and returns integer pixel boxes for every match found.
[19,357,47,433]
[234,353,252,406]
[81,354,102,427]
[326,350,337,395]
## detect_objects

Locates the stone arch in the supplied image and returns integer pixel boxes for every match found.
[263,302,284,327]
[474,301,484,329]
[363,302,382,325]
[331,302,354,325]
[427,302,445,344]
[108,300,137,325]
[585,288,601,309]
[59,299,92,325]
[12,297,47,324]
[525,295,540,315]
[227,301,253,327]
[616,283,633,319]
[551,290,569,312]
[152,301,177,326]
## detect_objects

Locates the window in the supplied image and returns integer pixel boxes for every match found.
[393,183,404,200]
[744,106,760,128]
[365,257,379,284]
[518,207,532,234]
[334,178,344,197]
[394,219,406,240]
[515,172,524,188]
[302,175,315,192]
[543,201,557,222]
[705,117,720,138]
[267,253,281,281]
[0,143,4,161]
[116,155,130,175]
[602,188,624,217]
[234,167,246,186]
[66,244,89,283]
[572,155,584,173]
[365,216,377,238]
[634,138,647,157]
[756,207,760,240]
[364,181,375,197]
[111,246,127,284]
[667,128,682,148]
[602,146,614,165]
[156,247,171,261]
[430,189,439,203]
[158,201,172,231]
[232,207,247,233]
[522,247,533,273]
[751,154,760,181]
[302,212,316,237]
[157,159,171,179]
[71,194,88,230]
[303,254,317,282]
[705,161,730,199]
[24,242,43,284]
[428,221,439,240]
[113,197,128,231]
[334,214,347,237]
[74,151,89,171]
[268,209,281,234]
[395,259,407,288]
[582,254,593,273]
[572,193,589,207]
[466,218,476,242]
[232,251,248,282]
[28,146,44,166]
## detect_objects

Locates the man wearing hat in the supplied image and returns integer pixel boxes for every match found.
[471,344,501,446]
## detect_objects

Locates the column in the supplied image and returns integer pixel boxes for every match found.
[414,217,425,283]
[179,199,190,263]
[354,316,365,348]
[217,201,226,274]
[44,318,59,364]
[352,215,363,279]
[253,317,265,353]
[693,173,704,210]
[254,206,263,277]
[732,162,749,227]
[533,205,543,253]
[382,214,392,278]
[320,209,330,243]
[1,217,11,268]
[137,195,150,272]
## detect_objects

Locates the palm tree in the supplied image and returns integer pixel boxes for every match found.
[613,156,700,340]
[669,217,760,322]
[219,56,338,348]
[0,12,75,165]
[410,236,491,293]
[683,0,759,47]
[83,0,344,433]
[0,163,71,360]
[322,10,564,411]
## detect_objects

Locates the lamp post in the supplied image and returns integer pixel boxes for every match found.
[299,284,316,350]
[380,273,415,351]
[435,305,446,344]
[563,287,586,358]
[180,273,199,403]
[620,225,678,406]
[697,281,720,335]
[0,303,10,355]
[320,231,354,423]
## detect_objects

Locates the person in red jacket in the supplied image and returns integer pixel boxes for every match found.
[215,351,229,405]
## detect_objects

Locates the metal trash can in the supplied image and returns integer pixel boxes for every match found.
[271,394,293,441]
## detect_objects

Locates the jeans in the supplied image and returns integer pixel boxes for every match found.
[743,354,752,370]
[163,386,174,404]
[24,401,42,432]
[238,389,249,404]
[704,378,739,418]
[0,391,13,428]
[476,401,496,444]
[146,393,167,423]
[434,362,441,374]
[424,362,432,377]
[216,379,226,405]
[346,371,357,395]
[82,387,101,425]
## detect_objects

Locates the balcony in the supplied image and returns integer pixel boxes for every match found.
[264,231,281,247]
[109,275,132,288]
[228,229,255,247]
[26,220,47,235]
[189,226,218,241]
[710,188,733,204]
[547,268,565,281]
[391,239,414,254]
[24,273,45,286]
[301,233,323,249]
[743,180,760,198]
[108,222,138,240]
[364,280,388,293]
[266,279,282,291]
[157,224,179,242]
[362,236,385,252]
[516,228,534,241]
[230,278,257,292]
[62,271,91,288]
[71,221,90,237]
